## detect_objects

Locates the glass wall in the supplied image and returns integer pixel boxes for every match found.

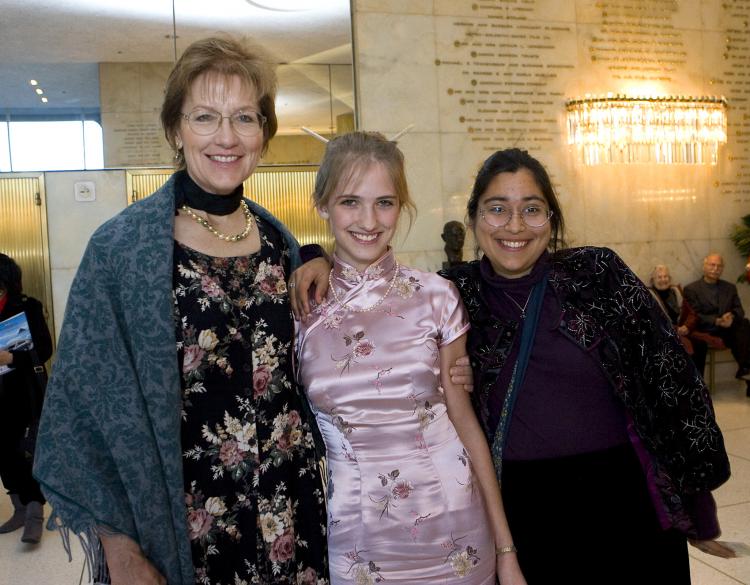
[0,0,354,170]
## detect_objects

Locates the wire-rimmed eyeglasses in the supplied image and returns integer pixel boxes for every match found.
[181,108,267,137]
[479,205,553,229]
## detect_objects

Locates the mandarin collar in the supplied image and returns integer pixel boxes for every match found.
[332,248,397,284]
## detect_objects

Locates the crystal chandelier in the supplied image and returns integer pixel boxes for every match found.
[565,95,728,165]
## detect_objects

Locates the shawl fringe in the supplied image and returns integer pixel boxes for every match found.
[48,511,111,584]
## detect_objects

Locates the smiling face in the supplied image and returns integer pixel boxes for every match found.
[471,168,551,279]
[176,73,264,194]
[651,266,672,290]
[319,162,400,271]
[703,254,724,284]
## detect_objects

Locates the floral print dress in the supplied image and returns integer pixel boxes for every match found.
[296,250,495,585]
[173,215,328,585]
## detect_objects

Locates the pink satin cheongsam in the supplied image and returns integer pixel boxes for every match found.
[297,250,495,584]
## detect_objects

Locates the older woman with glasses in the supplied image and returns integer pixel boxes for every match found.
[34,36,328,585]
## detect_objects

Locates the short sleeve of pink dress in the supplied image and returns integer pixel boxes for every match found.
[436,275,470,348]
[297,251,495,585]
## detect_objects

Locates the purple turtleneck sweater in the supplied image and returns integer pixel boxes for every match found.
[481,253,629,460]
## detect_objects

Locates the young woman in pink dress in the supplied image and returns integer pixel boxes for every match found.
[296,132,525,585]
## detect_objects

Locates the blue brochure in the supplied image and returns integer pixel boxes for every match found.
[0,312,32,376]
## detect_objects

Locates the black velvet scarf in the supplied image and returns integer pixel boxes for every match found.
[174,170,243,216]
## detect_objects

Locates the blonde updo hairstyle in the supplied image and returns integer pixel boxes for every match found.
[161,36,278,169]
[312,131,417,229]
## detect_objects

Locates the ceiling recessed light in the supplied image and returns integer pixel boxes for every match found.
[35,88,44,95]
[41,97,48,103]
[29,79,38,86]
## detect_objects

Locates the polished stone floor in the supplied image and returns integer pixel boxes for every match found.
[1,380,749,584]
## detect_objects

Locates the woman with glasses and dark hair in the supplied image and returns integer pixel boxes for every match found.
[34,36,328,585]
[438,148,733,583]
[0,253,52,545]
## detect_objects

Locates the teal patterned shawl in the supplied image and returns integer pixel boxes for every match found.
[33,175,301,585]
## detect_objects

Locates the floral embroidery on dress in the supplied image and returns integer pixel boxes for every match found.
[310,298,345,330]
[344,547,384,584]
[341,264,384,283]
[371,366,392,392]
[369,469,414,518]
[404,512,432,542]
[332,328,376,373]
[394,274,423,299]
[442,533,481,577]
[332,412,357,435]
[456,448,475,492]
[410,392,437,431]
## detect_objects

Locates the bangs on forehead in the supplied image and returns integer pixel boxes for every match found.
[191,70,258,106]
[333,156,378,197]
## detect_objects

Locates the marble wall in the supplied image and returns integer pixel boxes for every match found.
[45,170,128,338]
[351,0,750,308]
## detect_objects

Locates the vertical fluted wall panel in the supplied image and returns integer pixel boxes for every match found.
[0,175,54,334]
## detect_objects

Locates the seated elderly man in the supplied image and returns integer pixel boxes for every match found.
[685,253,750,396]
[647,264,702,360]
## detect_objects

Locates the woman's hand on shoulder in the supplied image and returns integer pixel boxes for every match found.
[100,532,166,585]
[0,350,12,366]
[289,257,332,320]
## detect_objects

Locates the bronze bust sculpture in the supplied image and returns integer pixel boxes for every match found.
[442,220,466,269]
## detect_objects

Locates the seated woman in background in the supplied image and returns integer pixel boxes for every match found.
[296,132,525,584]
[647,264,703,359]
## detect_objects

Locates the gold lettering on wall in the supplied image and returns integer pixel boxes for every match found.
[436,0,576,156]
[714,0,750,203]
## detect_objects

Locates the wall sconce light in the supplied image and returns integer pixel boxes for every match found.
[565,94,728,165]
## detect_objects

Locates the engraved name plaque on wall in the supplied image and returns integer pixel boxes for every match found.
[435,0,577,157]
[714,1,750,204]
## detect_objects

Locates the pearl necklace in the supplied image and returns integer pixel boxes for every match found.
[329,262,400,313]
[181,200,255,242]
